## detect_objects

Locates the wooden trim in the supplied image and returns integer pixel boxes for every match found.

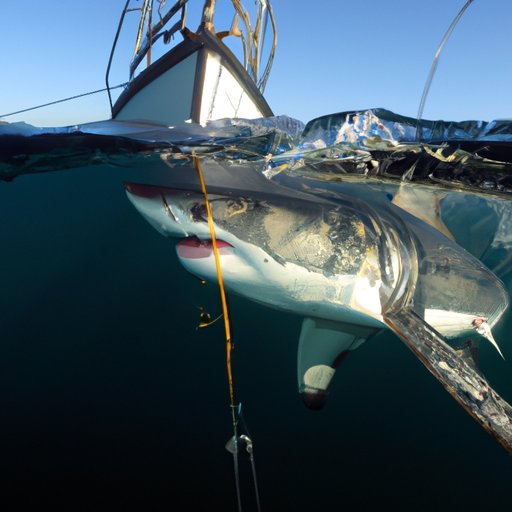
[190,48,208,123]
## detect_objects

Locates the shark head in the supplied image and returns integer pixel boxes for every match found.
[125,175,509,409]
[124,181,399,328]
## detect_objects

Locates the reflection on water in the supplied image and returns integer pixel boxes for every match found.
[1,163,512,510]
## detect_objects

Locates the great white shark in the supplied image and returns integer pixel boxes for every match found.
[124,158,512,452]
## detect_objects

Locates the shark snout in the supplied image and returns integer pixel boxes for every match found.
[124,181,163,199]
[124,181,192,237]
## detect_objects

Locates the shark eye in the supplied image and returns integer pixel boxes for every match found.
[324,210,341,226]
[226,199,248,215]
[190,202,207,221]
[209,198,255,220]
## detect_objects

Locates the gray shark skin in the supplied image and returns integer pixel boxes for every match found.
[124,158,512,453]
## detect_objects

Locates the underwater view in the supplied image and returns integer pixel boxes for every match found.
[2,0,512,510]
[2,112,512,511]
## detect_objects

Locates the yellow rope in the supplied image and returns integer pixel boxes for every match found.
[193,154,235,406]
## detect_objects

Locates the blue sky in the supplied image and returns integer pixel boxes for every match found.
[1,0,510,127]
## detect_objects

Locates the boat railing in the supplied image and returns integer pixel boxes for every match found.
[129,0,189,79]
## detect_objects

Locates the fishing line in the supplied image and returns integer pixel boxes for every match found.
[415,0,474,141]
[193,154,262,512]
[238,405,262,512]
[193,153,262,512]
[193,153,235,405]
[0,83,128,119]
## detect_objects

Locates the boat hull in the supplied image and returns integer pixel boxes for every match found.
[112,29,273,126]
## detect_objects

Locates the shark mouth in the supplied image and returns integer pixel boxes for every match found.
[177,236,234,259]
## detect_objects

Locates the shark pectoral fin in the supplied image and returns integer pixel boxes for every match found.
[297,317,379,410]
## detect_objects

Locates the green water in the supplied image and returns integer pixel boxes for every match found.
[1,164,511,510]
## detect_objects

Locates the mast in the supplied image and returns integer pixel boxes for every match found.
[201,0,217,31]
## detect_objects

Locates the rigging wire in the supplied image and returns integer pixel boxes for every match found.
[133,0,152,59]
[415,0,475,142]
[0,83,128,119]
[238,406,262,512]
[257,0,277,93]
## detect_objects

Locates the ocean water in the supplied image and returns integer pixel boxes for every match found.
[1,162,512,511]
